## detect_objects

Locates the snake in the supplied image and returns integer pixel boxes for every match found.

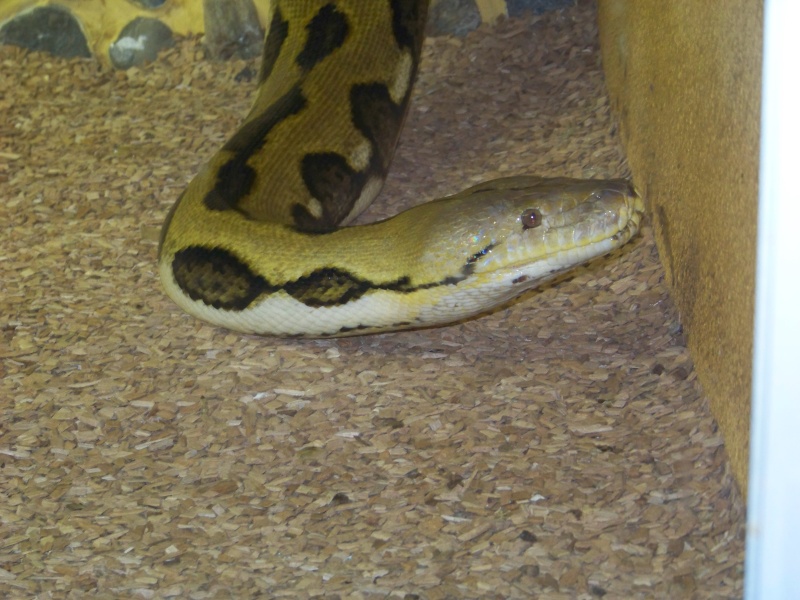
[158,0,644,338]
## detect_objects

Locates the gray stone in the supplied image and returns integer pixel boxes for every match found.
[0,5,91,58]
[108,17,174,69]
[428,0,482,37]
[203,0,263,60]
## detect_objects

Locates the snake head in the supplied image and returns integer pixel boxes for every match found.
[410,176,644,308]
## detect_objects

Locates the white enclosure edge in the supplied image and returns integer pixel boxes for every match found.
[744,0,800,597]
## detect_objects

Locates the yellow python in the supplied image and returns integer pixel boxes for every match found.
[158,0,643,338]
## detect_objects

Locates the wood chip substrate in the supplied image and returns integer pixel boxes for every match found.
[0,2,745,598]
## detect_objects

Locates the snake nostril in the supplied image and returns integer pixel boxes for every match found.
[521,208,542,230]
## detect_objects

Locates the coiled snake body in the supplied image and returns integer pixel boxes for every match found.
[158,0,643,338]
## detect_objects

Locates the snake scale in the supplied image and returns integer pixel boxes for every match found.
[158,0,643,338]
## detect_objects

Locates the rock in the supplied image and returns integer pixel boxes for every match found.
[203,0,263,60]
[108,17,174,69]
[428,0,482,37]
[0,5,91,58]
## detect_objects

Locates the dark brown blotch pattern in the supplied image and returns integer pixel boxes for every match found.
[296,153,366,231]
[350,83,405,170]
[173,243,489,312]
[389,0,429,56]
[294,83,405,232]
[172,246,275,311]
[296,3,350,72]
[258,7,289,84]
[282,267,408,307]
[291,4,426,232]
[204,86,307,212]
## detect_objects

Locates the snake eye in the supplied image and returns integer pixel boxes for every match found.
[520,208,542,230]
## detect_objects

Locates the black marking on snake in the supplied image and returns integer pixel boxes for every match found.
[174,239,494,311]
[290,5,424,233]
[336,322,412,335]
[295,83,405,232]
[466,244,495,266]
[286,243,496,307]
[258,7,289,84]
[428,243,494,284]
[282,268,412,307]
[389,0,429,58]
[351,83,406,170]
[296,153,366,232]
[296,3,350,72]
[204,85,306,213]
[172,246,277,311]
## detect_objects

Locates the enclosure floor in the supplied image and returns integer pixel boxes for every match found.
[0,2,744,598]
